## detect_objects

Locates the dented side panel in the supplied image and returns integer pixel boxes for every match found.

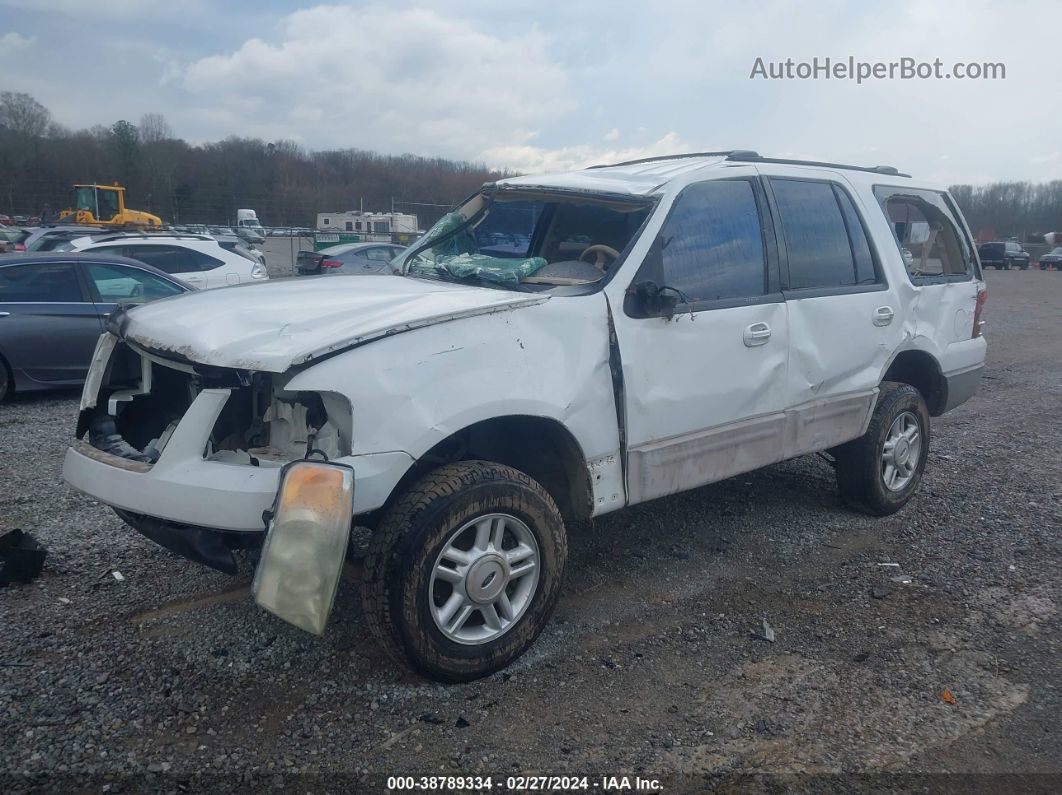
[284,293,626,516]
[784,289,900,424]
[839,174,985,389]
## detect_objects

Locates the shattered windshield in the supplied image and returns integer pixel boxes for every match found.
[398,192,652,289]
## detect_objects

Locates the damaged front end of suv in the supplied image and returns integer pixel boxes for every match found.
[67,310,357,633]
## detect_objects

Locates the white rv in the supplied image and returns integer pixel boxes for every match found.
[315,210,419,243]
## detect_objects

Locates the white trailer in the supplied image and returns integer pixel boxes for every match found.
[315,210,420,242]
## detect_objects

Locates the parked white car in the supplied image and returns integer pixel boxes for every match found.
[58,233,268,289]
[63,151,986,682]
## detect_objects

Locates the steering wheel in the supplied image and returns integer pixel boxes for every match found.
[578,244,621,272]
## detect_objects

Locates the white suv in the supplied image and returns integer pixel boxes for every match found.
[63,152,987,682]
[60,233,268,289]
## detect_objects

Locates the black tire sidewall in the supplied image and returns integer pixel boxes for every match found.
[863,387,930,512]
[837,384,931,515]
[387,467,566,681]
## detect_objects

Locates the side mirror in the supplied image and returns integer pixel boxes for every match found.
[632,280,679,316]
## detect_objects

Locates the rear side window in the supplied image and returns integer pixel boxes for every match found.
[185,248,225,271]
[873,187,972,282]
[38,236,78,252]
[770,178,878,289]
[121,245,223,273]
[0,262,84,302]
[646,179,767,303]
[86,263,184,301]
[118,245,181,274]
[835,190,877,285]
[87,245,125,258]
[363,247,396,262]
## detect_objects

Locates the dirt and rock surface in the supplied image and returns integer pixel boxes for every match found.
[1,270,1059,793]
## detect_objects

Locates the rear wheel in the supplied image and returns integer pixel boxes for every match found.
[362,461,567,682]
[834,382,930,516]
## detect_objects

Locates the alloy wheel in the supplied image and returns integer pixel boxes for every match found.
[881,411,921,491]
[429,513,540,645]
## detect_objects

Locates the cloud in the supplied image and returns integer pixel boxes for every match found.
[0,31,35,56]
[0,0,205,20]
[180,5,572,157]
[3,0,1062,183]
[482,131,695,174]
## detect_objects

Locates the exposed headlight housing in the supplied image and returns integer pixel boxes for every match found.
[252,460,354,634]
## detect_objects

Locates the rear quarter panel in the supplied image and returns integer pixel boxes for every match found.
[848,179,986,382]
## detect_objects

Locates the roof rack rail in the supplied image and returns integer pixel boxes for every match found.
[87,230,214,242]
[586,151,758,170]
[724,152,909,178]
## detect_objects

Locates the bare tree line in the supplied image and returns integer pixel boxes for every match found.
[2,91,1060,238]
[0,92,508,229]
[949,181,1062,242]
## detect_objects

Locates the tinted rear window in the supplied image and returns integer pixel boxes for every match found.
[0,262,84,302]
[770,179,876,289]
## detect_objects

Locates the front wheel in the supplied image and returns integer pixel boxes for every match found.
[362,461,567,682]
[0,355,11,401]
[834,382,930,516]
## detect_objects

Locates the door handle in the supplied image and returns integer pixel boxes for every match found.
[873,306,894,326]
[743,322,772,347]
[0,312,9,318]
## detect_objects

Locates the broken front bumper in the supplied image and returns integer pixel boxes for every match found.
[62,388,414,537]
[114,509,261,575]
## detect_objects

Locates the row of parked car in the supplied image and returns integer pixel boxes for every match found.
[976,240,1062,270]
[0,214,41,226]
[0,220,422,400]
[0,227,272,399]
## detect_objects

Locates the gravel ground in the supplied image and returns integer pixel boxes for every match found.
[1,270,1059,793]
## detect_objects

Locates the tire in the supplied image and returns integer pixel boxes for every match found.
[834,382,930,516]
[0,355,11,402]
[362,460,567,682]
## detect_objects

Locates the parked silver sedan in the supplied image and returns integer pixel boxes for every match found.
[295,242,405,276]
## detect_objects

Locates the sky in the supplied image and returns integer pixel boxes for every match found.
[1,0,1060,184]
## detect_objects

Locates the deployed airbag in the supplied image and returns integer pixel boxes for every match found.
[438,253,547,286]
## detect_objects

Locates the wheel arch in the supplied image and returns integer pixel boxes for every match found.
[378,414,593,526]
[881,348,947,416]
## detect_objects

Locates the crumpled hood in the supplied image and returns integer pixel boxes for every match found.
[118,274,547,373]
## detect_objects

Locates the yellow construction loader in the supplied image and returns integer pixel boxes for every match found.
[59,183,162,227]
